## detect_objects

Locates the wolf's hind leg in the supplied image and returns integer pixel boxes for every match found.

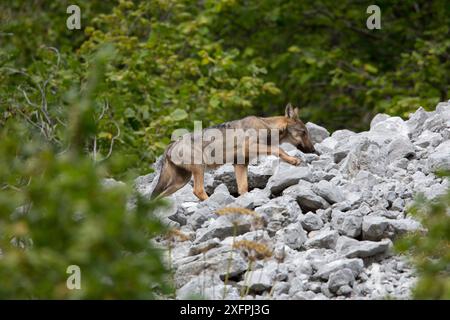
[191,166,208,201]
[234,164,248,195]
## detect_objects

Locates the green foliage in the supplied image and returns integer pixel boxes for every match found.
[396,173,450,300]
[77,0,278,169]
[0,0,112,65]
[0,48,170,299]
[2,0,449,172]
[0,125,170,299]
[207,0,449,129]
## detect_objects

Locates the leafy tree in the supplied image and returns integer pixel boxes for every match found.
[0,48,170,299]
[77,0,280,170]
[206,0,449,130]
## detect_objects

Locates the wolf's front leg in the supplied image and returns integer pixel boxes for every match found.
[278,148,301,166]
[191,166,209,201]
[260,145,301,166]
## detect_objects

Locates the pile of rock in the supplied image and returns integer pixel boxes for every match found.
[136,102,450,300]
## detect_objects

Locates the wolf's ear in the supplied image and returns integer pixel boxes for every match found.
[285,103,298,119]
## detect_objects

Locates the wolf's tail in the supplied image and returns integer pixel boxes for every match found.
[151,145,191,199]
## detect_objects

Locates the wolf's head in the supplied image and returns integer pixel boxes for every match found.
[283,103,318,155]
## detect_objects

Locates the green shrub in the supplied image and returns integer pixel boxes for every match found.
[0,47,171,299]
[396,173,450,299]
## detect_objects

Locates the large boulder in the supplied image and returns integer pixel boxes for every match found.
[428,140,450,172]
[332,133,361,164]
[313,180,345,204]
[336,236,391,258]
[299,212,324,231]
[406,107,430,137]
[414,130,443,148]
[386,137,415,162]
[370,114,390,129]
[315,136,338,155]
[205,157,276,194]
[174,247,248,287]
[339,137,389,177]
[255,195,302,235]
[283,181,330,212]
[362,216,422,241]
[233,188,270,209]
[306,122,330,144]
[331,210,363,238]
[369,116,410,144]
[327,268,355,294]
[195,215,252,243]
[277,222,307,250]
[422,103,450,133]
[238,269,273,293]
[266,164,313,195]
[313,258,364,280]
[304,230,339,250]
[204,183,235,208]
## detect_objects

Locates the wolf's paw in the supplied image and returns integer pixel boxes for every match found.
[194,190,209,201]
[288,156,301,166]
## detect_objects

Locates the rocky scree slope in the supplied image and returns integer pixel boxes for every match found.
[134,102,450,300]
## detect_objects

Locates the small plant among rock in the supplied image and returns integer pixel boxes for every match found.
[232,240,272,297]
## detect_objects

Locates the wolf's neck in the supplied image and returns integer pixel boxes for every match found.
[260,116,288,130]
[260,116,289,142]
